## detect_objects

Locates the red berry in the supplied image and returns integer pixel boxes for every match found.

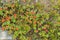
[16,28,19,31]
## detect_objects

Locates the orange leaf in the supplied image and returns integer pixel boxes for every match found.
[2,18,5,23]
[31,11,35,15]
[7,0,10,2]
[11,4,15,8]
[6,25,9,28]
[33,16,36,19]
[29,20,32,23]
[14,14,17,18]
[0,8,2,10]
[45,30,48,33]
[2,27,5,31]
[6,16,11,21]
[35,30,39,33]
[42,27,47,30]
[33,21,36,24]
[22,0,26,2]
[11,27,14,30]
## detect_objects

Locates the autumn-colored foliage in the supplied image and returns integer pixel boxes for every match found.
[0,0,60,40]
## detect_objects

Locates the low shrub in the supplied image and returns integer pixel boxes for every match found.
[0,0,60,40]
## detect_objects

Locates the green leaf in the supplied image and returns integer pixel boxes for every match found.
[36,13,41,18]
[0,10,3,15]
[58,32,60,36]
[11,16,16,23]
[6,21,10,24]
[2,21,10,26]
[33,24,36,30]
[57,16,60,22]
[31,5,34,9]
[38,28,41,30]
[41,20,45,24]
[13,31,19,39]
[20,35,28,40]
[36,13,42,20]
[23,6,26,9]
[23,24,31,33]
[33,26,36,30]
[44,14,49,20]
[50,0,55,3]
[39,31,46,36]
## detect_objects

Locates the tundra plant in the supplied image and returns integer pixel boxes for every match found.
[0,0,60,40]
